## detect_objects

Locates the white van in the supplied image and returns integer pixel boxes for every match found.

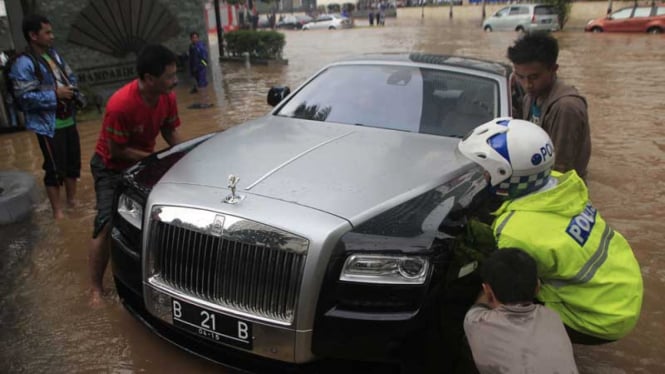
[482,4,560,32]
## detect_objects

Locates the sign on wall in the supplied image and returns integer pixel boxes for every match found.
[76,62,135,85]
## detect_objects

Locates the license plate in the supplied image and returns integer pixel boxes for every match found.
[541,19,552,24]
[172,298,252,349]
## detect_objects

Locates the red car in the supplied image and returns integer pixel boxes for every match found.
[585,4,665,33]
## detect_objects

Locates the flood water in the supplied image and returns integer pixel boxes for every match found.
[1,8,664,373]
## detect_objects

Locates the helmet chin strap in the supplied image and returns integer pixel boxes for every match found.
[487,183,509,199]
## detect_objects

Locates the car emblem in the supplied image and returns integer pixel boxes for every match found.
[223,174,244,204]
[211,214,225,236]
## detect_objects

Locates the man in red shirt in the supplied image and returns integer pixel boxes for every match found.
[89,44,184,306]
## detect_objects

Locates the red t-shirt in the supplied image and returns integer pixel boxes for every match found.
[95,79,181,170]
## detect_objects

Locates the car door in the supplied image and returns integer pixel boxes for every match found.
[490,7,511,30]
[624,6,652,32]
[507,6,530,30]
[307,16,323,30]
[502,5,529,31]
[604,7,635,32]
[316,15,332,29]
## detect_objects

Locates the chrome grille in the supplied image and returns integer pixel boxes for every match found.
[146,206,308,324]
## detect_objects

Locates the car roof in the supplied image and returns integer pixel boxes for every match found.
[333,53,512,77]
[523,3,552,8]
[502,3,552,9]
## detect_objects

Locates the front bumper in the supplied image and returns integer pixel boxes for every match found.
[111,226,443,369]
[526,23,560,32]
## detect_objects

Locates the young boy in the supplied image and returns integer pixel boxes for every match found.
[464,248,578,374]
[507,32,590,178]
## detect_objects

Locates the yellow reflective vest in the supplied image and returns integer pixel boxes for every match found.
[492,171,643,340]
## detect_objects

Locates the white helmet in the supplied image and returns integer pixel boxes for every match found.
[458,117,555,198]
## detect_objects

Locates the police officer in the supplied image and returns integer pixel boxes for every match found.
[457,118,643,344]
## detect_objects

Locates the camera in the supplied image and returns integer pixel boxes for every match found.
[71,86,88,109]
[55,86,88,119]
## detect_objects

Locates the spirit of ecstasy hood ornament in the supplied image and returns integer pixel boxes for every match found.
[223,174,244,204]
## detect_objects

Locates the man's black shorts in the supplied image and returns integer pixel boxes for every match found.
[90,153,123,238]
[36,125,81,186]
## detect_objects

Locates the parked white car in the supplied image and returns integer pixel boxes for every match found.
[482,4,560,32]
[302,13,354,30]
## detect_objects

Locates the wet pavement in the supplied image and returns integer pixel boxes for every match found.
[1,6,664,373]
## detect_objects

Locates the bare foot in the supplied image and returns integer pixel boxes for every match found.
[89,289,105,308]
[54,210,65,220]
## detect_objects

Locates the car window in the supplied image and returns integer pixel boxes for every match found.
[633,7,651,17]
[275,64,499,138]
[657,7,665,16]
[534,6,556,15]
[508,6,527,15]
[495,7,510,17]
[611,8,634,20]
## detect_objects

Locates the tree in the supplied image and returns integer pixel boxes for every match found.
[539,0,573,30]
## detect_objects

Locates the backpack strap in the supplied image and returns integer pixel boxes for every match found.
[44,49,73,86]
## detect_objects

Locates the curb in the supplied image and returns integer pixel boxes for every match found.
[0,171,39,225]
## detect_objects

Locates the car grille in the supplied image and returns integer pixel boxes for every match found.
[146,206,308,324]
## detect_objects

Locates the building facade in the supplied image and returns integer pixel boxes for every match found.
[2,0,208,98]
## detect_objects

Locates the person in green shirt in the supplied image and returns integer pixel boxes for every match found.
[9,14,82,219]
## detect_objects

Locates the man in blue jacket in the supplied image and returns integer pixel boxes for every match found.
[9,14,81,219]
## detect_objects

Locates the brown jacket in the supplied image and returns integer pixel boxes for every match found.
[520,80,591,178]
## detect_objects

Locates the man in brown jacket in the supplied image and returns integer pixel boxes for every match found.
[507,32,591,179]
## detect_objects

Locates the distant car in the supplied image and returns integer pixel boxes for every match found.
[482,4,560,32]
[277,14,313,29]
[111,53,522,371]
[437,0,463,5]
[257,15,271,28]
[584,4,665,34]
[302,13,353,30]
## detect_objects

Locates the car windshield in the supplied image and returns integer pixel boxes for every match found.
[275,64,499,138]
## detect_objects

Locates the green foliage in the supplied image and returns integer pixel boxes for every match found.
[224,30,285,60]
[539,0,573,30]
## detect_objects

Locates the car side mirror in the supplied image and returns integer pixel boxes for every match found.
[267,86,291,107]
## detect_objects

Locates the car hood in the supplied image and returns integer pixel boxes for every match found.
[159,116,474,224]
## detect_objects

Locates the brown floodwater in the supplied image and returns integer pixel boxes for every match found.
[1,8,664,373]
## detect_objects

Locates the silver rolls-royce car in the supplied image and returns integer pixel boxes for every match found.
[111,54,520,372]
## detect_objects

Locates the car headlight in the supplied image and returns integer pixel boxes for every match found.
[117,193,143,229]
[339,254,429,285]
